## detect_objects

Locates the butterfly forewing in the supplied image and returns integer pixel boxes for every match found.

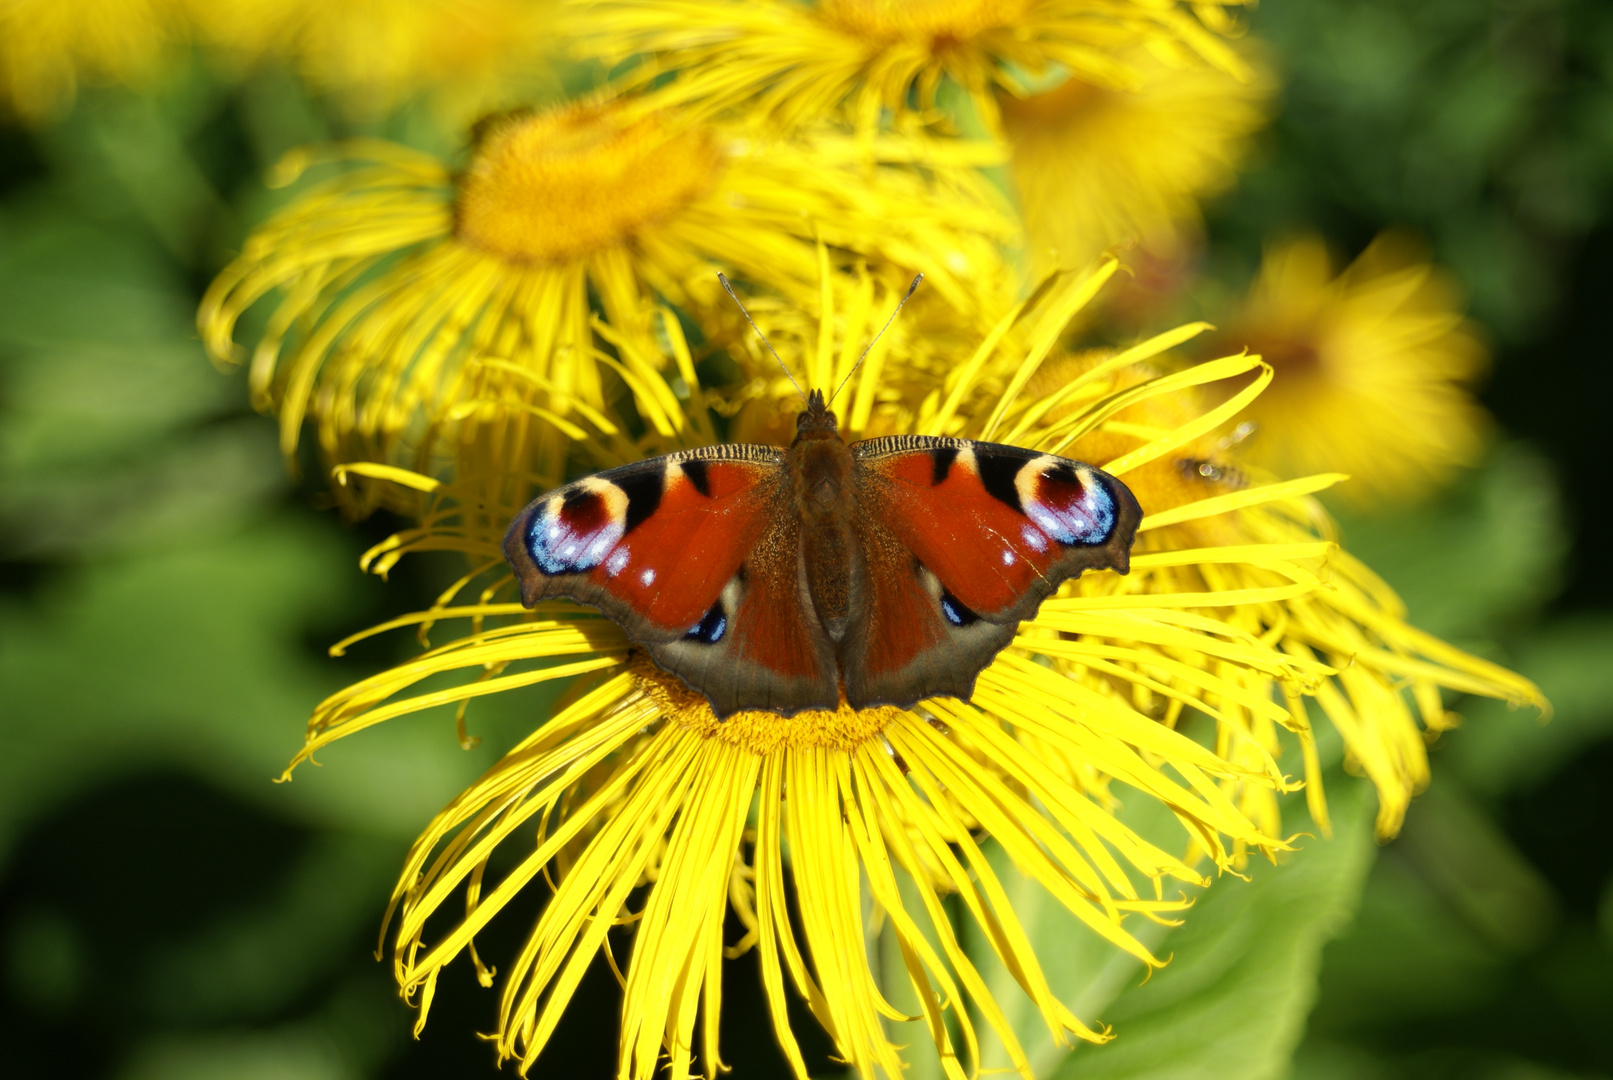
[503,444,841,716]
[841,435,1141,708]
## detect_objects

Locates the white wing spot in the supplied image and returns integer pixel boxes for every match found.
[640,567,657,587]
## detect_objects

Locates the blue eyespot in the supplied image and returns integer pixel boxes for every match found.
[686,602,727,644]
[940,590,980,627]
[1027,472,1115,546]
[528,495,624,575]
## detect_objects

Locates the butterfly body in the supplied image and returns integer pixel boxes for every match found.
[504,391,1141,717]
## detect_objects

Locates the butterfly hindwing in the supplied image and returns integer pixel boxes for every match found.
[839,507,1019,708]
[644,512,841,717]
[503,444,839,716]
[843,435,1141,705]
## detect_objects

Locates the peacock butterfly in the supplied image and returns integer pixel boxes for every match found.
[503,279,1142,718]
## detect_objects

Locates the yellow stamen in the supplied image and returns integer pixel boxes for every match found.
[455,102,725,264]
[636,659,900,754]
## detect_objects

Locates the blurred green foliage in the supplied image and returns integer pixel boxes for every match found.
[1,3,1611,1079]
[1214,0,1613,613]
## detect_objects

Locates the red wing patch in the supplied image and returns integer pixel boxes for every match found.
[836,506,1015,708]
[850,522,947,679]
[852,438,1139,624]
[504,449,783,640]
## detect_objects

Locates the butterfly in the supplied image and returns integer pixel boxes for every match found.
[503,386,1141,718]
[503,274,1141,718]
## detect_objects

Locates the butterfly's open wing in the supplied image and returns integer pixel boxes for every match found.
[504,445,839,717]
[842,436,1141,708]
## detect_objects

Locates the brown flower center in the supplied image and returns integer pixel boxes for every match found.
[1242,333,1324,379]
[998,75,1107,133]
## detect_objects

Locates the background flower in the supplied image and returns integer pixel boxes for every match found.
[570,0,1255,133]
[0,0,189,122]
[0,0,559,123]
[193,0,559,120]
[198,102,1014,519]
[1001,47,1275,276]
[1204,233,1490,503]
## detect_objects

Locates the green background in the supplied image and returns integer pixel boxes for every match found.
[2,2,1611,1077]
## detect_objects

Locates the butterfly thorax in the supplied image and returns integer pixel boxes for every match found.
[790,393,856,643]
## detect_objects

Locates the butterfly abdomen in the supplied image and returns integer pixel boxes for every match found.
[791,432,857,643]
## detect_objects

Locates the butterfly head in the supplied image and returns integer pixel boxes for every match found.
[795,389,841,442]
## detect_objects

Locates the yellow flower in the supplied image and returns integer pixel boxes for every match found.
[0,0,187,122]
[1000,46,1274,276]
[192,0,558,119]
[970,341,1538,838]
[0,0,554,124]
[281,267,1541,1078]
[1211,233,1491,503]
[197,98,1014,518]
[571,0,1255,133]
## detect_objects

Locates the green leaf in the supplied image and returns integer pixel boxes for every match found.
[117,1025,358,1080]
[0,204,285,559]
[1051,784,1375,1080]
[1446,617,1613,796]
[0,516,520,857]
[1305,780,1554,1038]
[961,782,1375,1080]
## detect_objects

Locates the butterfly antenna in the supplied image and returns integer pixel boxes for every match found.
[718,272,805,404]
[829,273,923,406]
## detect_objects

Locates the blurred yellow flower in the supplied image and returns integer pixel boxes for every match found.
[0,0,187,122]
[284,269,1541,1077]
[193,0,557,119]
[1213,233,1491,503]
[572,0,1255,133]
[1000,47,1274,276]
[1,0,555,124]
[1008,348,1538,838]
[198,98,1014,517]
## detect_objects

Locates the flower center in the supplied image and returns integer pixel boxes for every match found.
[634,660,900,754]
[454,103,724,265]
[999,76,1108,133]
[1243,333,1323,378]
[818,0,1029,42]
